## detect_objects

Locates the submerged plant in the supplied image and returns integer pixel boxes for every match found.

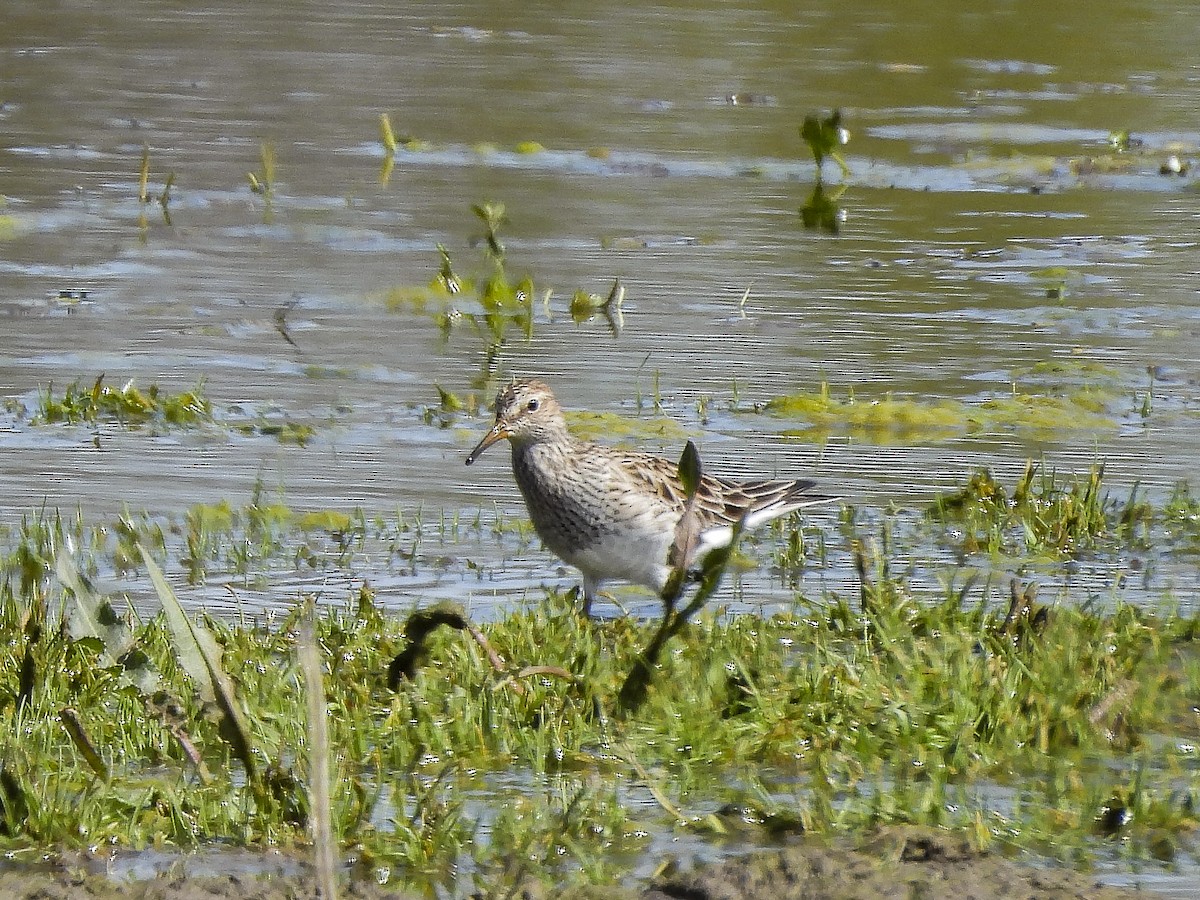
[764,375,1125,444]
[765,381,967,442]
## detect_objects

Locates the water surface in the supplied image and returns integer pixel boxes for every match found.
[1,0,1198,617]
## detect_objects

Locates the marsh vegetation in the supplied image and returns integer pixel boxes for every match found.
[1,461,1198,896]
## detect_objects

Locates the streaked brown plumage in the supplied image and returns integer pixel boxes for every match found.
[466,378,828,614]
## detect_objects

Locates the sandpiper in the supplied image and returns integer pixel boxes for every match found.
[466,378,828,614]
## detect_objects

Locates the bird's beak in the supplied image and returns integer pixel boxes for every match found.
[465,423,508,465]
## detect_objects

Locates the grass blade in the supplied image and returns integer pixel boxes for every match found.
[55,550,126,666]
[139,544,258,779]
[60,708,110,782]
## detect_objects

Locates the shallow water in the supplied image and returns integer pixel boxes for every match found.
[1,0,1198,621]
[3,4,1200,894]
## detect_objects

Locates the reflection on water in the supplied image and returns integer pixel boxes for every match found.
[0,0,1198,623]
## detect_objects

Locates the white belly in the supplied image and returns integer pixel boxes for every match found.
[562,528,674,594]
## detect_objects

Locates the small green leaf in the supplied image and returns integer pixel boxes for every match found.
[677,440,701,497]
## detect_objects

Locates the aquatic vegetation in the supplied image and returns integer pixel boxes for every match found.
[296,509,355,536]
[977,391,1115,433]
[1028,265,1079,300]
[1108,130,1140,153]
[181,484,292,584]
[0,539,1197,890]
[800,109,850,179]
[380,203,633,390]
[377,113,427,154]
[472,200,507,262]
[229,410,320,446]
[796,113,851,231]
[34,376,211,428]
[1066,153,1137,176]
[246,141,276,198]
[766,382,967,443]
[0,469,1199,892]
[764,377,1125,444]
[137,145,151,203]
[0,509,92,599]
[136,144,175,229]
[423,384,485,429]
[569,278,625,332]
[564,409,691,446]
[390,212,536,387]
[1067,130,1198,180]
[259,420,317,445]
[302,364,354,380]
[927,462,1150,557]
[378,112,399,154]
[1163,482,1200,555]
[0,195,20,241]
[1019,359,1122,382]
[377,113,430,183]
[770,515,828,586]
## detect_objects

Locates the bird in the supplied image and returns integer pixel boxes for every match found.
[465,378,830,615]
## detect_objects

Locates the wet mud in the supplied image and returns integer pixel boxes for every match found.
[0,828,1142,900]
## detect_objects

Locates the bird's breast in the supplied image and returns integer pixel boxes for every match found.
[512,444,681,564]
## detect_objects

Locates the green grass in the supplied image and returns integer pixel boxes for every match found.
[0,470,1198,893]
[927,462,1152,558]
[1,572,1196,889]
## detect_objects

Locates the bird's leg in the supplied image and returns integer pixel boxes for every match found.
[580,577,599,618]
[579,578,626,618]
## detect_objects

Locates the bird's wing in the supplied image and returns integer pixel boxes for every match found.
[610,446,821,528]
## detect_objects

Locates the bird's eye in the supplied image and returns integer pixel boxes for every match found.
[526,398,540,411]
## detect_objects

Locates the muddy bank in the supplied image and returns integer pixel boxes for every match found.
[0,829,1145,900]
[640,828,1138,900]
